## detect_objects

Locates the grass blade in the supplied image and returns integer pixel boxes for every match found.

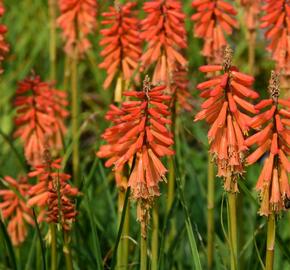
[174,158,202,270]
[110,187,130,270]
[0,219,17,270]
[32,209,46,270]
[84,194,103,269]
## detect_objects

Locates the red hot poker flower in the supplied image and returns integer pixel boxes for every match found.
[97,76,174,236]
[246,72,290,216]
[0,176,34,246]
[97,76,174,200]
[14,75,68,166]
[141,0,188,85]
[57,0,97,57]
[99,1,141,101]
[28,149,78,229]
[195,47,259,192]
[0,2,9,73]
[191,0,238,63]
[260,0,290,74]
[171,64,193,112]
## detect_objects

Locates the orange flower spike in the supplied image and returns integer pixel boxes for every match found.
[0,176,34,246]
[97,75,173,202]
[0,2,9,74]
[57,0,97,57]
[246,71,290,215]
[14,75,68,166]
[191,0,238,62]
[28,148,79,228]
[195,46,259,192]
[260,0,290,74]
[141,0,187,85]
[99,1,141,99]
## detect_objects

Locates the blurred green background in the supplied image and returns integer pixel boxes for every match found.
[0,0,289,269]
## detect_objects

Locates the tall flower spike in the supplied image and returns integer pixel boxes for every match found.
[191,0,238,63]
[28,148,78,229]
[0,176,34,246]
[97,76,174,235]
[57,0,97,57]
[0,1,9,73]
[14,75,69,166]
[195,46,259,192]
[141,0,188,86]
[172,64,193,112]
[260,0,290,75]
[99,1,141,101]
[246,71,290,216]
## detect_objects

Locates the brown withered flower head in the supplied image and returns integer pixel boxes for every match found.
[0,176,34,246]
[191,0,238,63]
[141,0,188,86]
[99,1,142,101]
[57,0,97,57]
[195,46,259,192]
[246,71,290,216]
[97,76,174,236]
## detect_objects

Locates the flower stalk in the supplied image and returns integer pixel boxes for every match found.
[207,156,215,270]
[151,204,159,270]
[265,214,275,270]
[49,0,57,81]
[71,48,80,184]
[228,192,238,270]
[64,231,73,270]
[50,224,57,270]
[140,234,147,270]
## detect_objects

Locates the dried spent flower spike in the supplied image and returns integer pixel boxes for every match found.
[57,0,97,57]
[246,71,290,216]
[191,0,238,63]
[14,74,69,166]
[141,0,188,86]
[28,148,78,229]
[260,0,290,74]
[99,1,141,101]
[0,1,9,73]
[195,46,259,192]
[0,176,34,246]
[97,76,174,235]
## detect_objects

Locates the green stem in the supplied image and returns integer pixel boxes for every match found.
[50,224,57,270]
[140,235,147,270]
[265,214,275,270]
[48,0,57,81]
[63,56,71,90]
[228,192,238,270]
[167,157,175,213]
[71,50,79,185]
[151,204,159,270]
[207,156,215,270]
[117,188,130,269]
[63,231,73,270]
[248,29,256,75]
[122,200,130,269]
[36,241,42,270]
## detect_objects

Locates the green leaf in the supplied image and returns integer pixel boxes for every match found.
[0,219,17,270]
